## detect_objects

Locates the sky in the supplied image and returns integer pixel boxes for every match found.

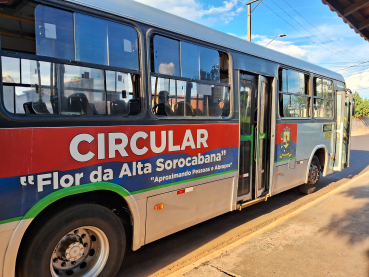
[134,0,369,99]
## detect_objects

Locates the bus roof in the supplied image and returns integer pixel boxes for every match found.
[64,0,345,83]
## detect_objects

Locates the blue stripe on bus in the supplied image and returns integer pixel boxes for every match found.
[0,146,238,222]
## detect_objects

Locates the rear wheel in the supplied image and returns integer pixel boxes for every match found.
[17,203,125,277]
[298,155,321,195]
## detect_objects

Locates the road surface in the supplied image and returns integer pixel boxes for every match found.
[117,134,369,277]
[183,161,369,277]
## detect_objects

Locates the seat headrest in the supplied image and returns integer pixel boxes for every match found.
[111,99,128,115]
[158,90,169,103]
[68,93,91,115]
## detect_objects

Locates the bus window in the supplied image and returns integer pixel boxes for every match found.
[75,14,109,65]
[75,14,140,69]
[315,78,324,98]
[259,81,267,134]
[151,35,230,118]
[35,5,140,70]
[180,41,220,82]
[35,5,74,60]
[181,42,199,79]
[2,4,142,118]
[323,79,333,98]
[313,78,333,118]
[199,47,220,82]
[279,68,311,118]
[2,58,141,116]
[108,21,139,70]
[8,62,105,115]
[153,36,180,76]
[151,77,230,117]
[188,82,200,115]
[151,77,176,116]
[3,86,15,113]
[278,68,287,92]
[212,85,229,116]
[22,61,53,114]
[192,83,225,116]
[280,94,310,118]
[1,57,20,83]
[106,71,136,116]
[287,70,305,94]
[240,79,252,135]
[314,99,333,118]
[23,60,51,86]
[15,87,37,114]
[174,80,187,116]
[62,65,106,115]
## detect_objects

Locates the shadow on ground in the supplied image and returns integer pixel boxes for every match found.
[117,136,369,277]
[318,180,369,275]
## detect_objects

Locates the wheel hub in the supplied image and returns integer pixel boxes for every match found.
[50,226,109,277]
[65,242,84,261]
[309,164,320,184]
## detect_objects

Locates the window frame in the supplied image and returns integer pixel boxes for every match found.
[278,66,312,120]
[312,76,334,120]
[239,76,255,136]
[148,30,232,120]
[0,6,145,122]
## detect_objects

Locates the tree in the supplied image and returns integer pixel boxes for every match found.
[353,92,369,118]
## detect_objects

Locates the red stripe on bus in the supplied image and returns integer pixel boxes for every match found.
[0,123,239,178]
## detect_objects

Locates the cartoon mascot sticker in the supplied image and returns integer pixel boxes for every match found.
[275,124,297,163]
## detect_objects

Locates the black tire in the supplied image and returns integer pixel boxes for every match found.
[17,203,125,277]
[298,155,321,195]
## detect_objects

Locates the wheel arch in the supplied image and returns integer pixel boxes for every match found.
[304,145,328,183]
[3,182,141,277]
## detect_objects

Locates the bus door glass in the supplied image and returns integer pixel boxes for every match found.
[238,73,256,201]
[334,91,353,171]
[255,76,270,198]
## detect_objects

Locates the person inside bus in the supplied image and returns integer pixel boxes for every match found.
[221,100,230,117]
[156,90,174,116]
[209,97,223,117]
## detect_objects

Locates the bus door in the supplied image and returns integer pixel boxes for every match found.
[238,73,256,202]
[255,76,270,198]
[334,91,353,171]
[238,73,270,201]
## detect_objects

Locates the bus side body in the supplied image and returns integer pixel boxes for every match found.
[0,0,351,276]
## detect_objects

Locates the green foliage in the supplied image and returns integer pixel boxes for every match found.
[353,92,369,118]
